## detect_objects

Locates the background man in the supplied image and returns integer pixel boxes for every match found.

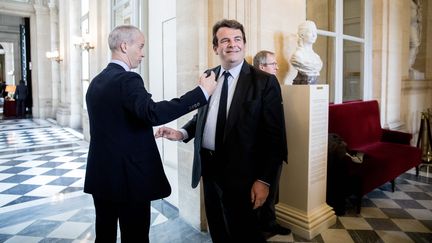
[253,50,290,236]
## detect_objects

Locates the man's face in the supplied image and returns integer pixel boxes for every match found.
[125,32,145,69]
[260,54,278,75]
[213,27,245,69]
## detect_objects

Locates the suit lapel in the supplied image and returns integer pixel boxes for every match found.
[224,62,251,140]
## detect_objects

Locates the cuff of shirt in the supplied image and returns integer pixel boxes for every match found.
[198,85,210,100]
[179,129,189,141]
[258,180,270,187]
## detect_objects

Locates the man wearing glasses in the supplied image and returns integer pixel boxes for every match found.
[253,50,279,75]
[253,50,291,236]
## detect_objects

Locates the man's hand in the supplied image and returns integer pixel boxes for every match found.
[199,71,217,96]
[251,180,270,209]
[154,126,184,141]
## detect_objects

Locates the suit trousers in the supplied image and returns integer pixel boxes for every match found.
[92,195,150,243]
[16,99,26,117]
[200,149,267,243]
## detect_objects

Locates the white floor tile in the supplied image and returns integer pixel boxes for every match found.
[45,151,71,157]
[56,162,84,170]
[44,209,80,221]
[417,199,432,210]
[0,194,20,207]
[266,233,294,242]
[383,191,412,200]
[18,167,51,176]
[50,156,78,163]
[63,169,86,178]
[47,222,92,239]
[25,185,66,197]
[370,199,402,208]
[360,207,388,218]
[0,182,15,192]
[405,208,432,220]
[375,230,414,243]
[4,235,43,243]
[338,217,373,230]
[392,219,431,233]
[21,175,58,185]
[0,221,35,234]
[320,228,354,243]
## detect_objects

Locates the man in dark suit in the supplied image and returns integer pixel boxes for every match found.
[253,50,291,235]
[14,80,28,118]
[84,25,216,243]
[156,19,287,243]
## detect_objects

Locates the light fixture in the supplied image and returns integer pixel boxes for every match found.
[79,41,95,51]
[75,35,95,51]
[46,50,62,63]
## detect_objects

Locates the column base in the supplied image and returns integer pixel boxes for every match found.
[276,202,336,240]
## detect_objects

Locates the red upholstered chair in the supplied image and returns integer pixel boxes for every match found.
[328,100,422,213]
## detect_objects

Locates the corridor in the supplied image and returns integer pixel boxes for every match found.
[0,118,431,242]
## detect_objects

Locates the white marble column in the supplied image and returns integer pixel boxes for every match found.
[56,0,83,129]
[48,0,60,118]
[33,1,53,118]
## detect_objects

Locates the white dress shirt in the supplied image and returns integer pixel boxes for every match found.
[181,61,243,150]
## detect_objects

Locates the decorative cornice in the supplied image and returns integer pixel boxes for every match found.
[0,1,36,15]
[402,79,432,91]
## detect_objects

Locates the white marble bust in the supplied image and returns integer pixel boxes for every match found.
[290,20,323,78]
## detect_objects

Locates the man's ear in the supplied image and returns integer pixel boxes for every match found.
[213,46,218,55]
[120,42,127,53]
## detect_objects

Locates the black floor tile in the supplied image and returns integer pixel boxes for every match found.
[394,199,427,209]
[18,220,62,237]
[380,208,415,219]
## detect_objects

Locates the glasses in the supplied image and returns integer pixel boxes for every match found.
[263,62,278,67]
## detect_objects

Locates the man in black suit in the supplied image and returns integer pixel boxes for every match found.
[253,50,291,236]
[84,25,216,243]
[14,80,28,118]
[156,19,287,243]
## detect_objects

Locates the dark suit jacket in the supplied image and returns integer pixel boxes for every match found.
[14,83,28,100]
[183,61,287,189]
[84,63,207,202]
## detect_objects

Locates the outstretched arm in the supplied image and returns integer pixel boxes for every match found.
[155,126,184,141]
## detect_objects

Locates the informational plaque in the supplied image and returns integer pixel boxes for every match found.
[276,85,336,240]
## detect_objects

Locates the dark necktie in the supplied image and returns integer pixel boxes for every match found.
[215,71,230,152]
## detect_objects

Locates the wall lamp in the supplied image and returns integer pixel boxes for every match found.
[78,41,95,51]
[75,35,95,51]
[46,50,62,63]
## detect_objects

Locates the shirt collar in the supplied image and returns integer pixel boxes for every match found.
[110,59,130,71]
[219,60,243,80]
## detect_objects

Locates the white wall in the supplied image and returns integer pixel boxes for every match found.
[149,0,179,207]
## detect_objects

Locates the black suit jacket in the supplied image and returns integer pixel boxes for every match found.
[183,61,287,189]
[84,63,207,202]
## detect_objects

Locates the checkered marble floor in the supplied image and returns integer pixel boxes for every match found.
[0,118,431,242]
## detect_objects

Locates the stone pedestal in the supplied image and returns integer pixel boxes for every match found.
[276,85,336,240]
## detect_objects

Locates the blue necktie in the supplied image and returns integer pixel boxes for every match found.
[215,71,230,152]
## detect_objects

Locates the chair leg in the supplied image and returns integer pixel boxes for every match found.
[391,180,395,192]
[416,165,419,177]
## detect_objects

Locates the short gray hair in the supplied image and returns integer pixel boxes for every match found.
[253,50,274,67]
[108,25,141,51]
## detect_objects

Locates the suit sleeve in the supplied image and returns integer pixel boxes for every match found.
[258,76,287,184]
[181,113,198,143]
[121,72,207,126]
